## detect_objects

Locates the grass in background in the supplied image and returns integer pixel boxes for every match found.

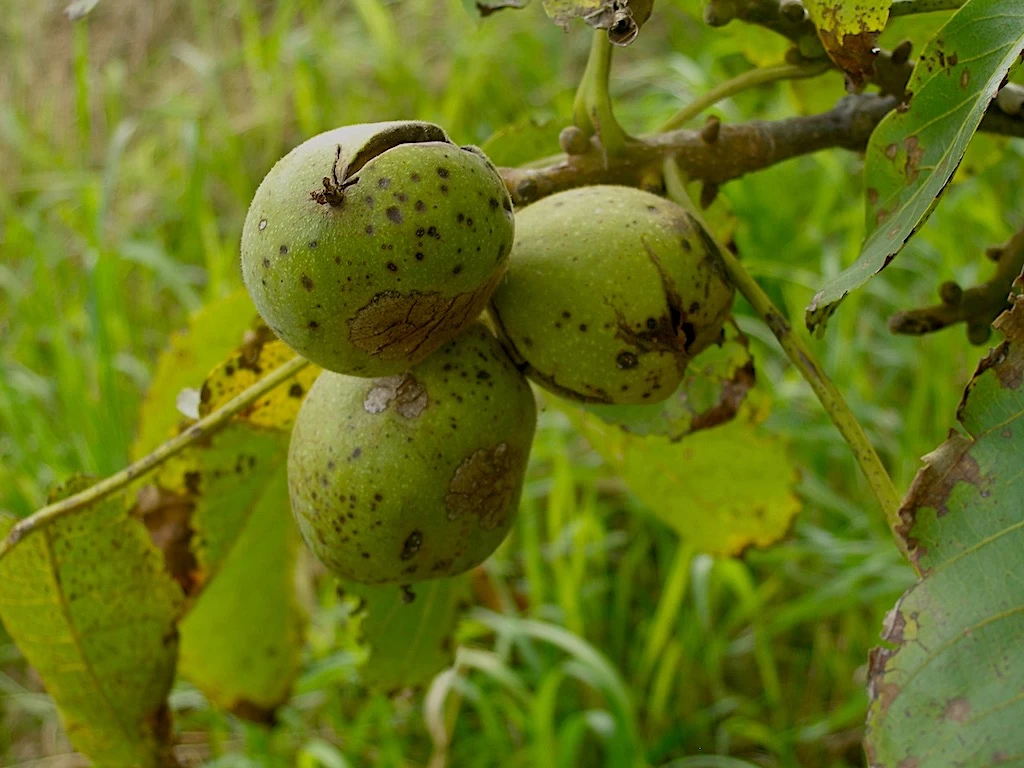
[2,0,1023,765]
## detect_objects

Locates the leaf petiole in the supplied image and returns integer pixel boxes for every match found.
[662,158,906,557]
[0,354,311,563]
[573,30,629,159]
[659,60,832,133]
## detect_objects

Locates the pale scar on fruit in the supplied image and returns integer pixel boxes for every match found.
[445,443,521,530]
[363,374,429,419]
[347,278,500,360]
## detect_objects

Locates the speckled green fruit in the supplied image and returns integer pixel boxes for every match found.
[287,323,536,585]
[489,185,734,405]
[241,121,515,377]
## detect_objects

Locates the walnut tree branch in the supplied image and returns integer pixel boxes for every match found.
[703,0,817,47]
[889,228,1024,343]
[501,93,893,205]
[500,89,1024,207]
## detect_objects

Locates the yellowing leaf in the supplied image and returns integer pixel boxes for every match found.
[142,307,312,718]
[572,415,801,555]
[197,336,319,429]
[804,0,891,86]
[134,288,259,457]
[0,478,183,767]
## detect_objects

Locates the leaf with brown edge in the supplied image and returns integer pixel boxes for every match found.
[134,288,261,457]
[568,410,800,556]
[197,336,319,428]
[581,321,761,441]
[0,477,183,768]
[803,0,890,88]
[864,292,1024,767]
[142,323,314,719]
[167,426,304,719]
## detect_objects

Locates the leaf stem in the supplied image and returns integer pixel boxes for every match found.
[662,159,906,556]
[573,30,629,158]
[889,0,966,17]
[0,354,311,563]
[658,61,832,133]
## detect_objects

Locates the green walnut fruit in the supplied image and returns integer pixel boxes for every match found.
[489,185,734,405]
[288,322,536,585]
[241,121,515,377]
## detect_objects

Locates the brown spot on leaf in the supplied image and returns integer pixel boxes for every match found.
[135,485,199,595]
[903,136,925,183]
[363,374,429,418]
[816,27,879,89]
[898,433,993,570]
[943,696,971,722]
[688,357,756,435]
[866,645,900,715]
[301,274,314,292]
[386,206,403,224]
[445,443,521,530]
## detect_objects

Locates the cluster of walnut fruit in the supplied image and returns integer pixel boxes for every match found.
[240,121,734,587]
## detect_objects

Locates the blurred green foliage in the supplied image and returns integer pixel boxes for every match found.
[1,0,1023,765]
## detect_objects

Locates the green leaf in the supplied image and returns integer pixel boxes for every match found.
[0,478,183,767]
[581,321,760,440]
[148,338,315,718]
[481,119,564,168]
[570,413,801,555]
[134,288,259,457]
[343,576,472,690]
[173,427,304,718]
[803,0,891,86]
[864,293,1024,766]
[807,0,1024,332]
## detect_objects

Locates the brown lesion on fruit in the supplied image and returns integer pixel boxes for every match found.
[489,303,611,403]
[400,530,423,561]
[445,443,522,530]
[364,374,429,418]
[348,277,499,363]
[600,238,693,361]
